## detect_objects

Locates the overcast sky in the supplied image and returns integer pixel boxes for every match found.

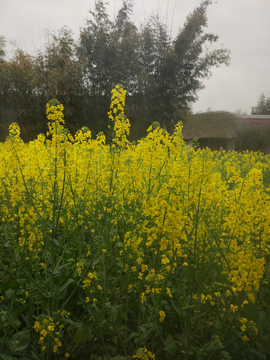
[0,0,270,114]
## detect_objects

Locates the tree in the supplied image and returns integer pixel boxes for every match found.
[163,0,230,126]
[77,0,231,135]
[0,28,85,141]
[110,0,139,92]
[0,49,41,140]
[38,26,85,130]
[77,0,115,134]
[135,15,173,127]
[266,97,270,115]
[0,0,230,141]
[257,92,270,115]
[128,0,230,132]
[0,36,6,62]
[0,36,11,140]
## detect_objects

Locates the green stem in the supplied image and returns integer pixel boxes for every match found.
[113,316,128,358]
[6,247,49,295]
[0,314,15,359]
[55,250,99,320]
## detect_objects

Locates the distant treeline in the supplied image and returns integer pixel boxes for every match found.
[0,0,230,142]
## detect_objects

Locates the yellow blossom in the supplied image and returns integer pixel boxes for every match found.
[240,324,246,332]
[141,292,146,303]
[159,310,166,322]
[230,304,238,313]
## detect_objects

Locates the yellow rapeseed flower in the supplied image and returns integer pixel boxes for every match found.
[159,310,166,322]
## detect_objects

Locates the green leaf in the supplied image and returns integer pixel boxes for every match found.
[16,278,27,288]
[164,335,177,355]
[11,280,21,290]
[111,356,127,360]
[201,338,222,353]
[258,310,268,332]
[138,325,146,333]
[0,355,13,360]
[105,302,112,309]
[191,311,207,323]
[13,304,28,317]
[12,343,28,353]
[12,329,30,344]
[181,304,194,311]
[139,324,155,344]
[171,302,182,316]
[53,263,69,274]
[92,258,99,266]
[11,330,30,354]
[73,327,91,345]
[53,238,60,246]
[164,343,177,355]
[98,319,108,328]
[124,332,138,344]
[164,334,174,346]
[248,348,266,358]
[15,246,21,255]
[120,307,128,321]
[74,322,84,328]
[5,289,15,300]
[111,305,118,321]
[70,346,80,358]
[64,318,75,327]
[6,310,21,329]
[30,351,40,359]
[91,302,100,313]
[58,278,74,293]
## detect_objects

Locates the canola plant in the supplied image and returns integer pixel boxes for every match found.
[0,86,270,359]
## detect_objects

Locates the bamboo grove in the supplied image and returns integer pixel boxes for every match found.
[0,0,230,142]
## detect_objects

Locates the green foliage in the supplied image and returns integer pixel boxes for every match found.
[257,93,270,115]
[151,121,160,130]
[0,36,6,61]
[48,99,60,107]
[0,0,230,142]
[191,138,200,149]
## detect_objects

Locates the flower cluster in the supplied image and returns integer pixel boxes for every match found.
[133,347,155,360]
[34,311,70,354]
[108,84,130,147]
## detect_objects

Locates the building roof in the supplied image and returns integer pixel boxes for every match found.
[238,115,270,119]
[237,115,270,125]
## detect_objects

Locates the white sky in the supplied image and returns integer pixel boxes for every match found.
[0,0,270,114]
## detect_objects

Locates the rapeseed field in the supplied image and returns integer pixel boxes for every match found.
[0,85,270,360]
